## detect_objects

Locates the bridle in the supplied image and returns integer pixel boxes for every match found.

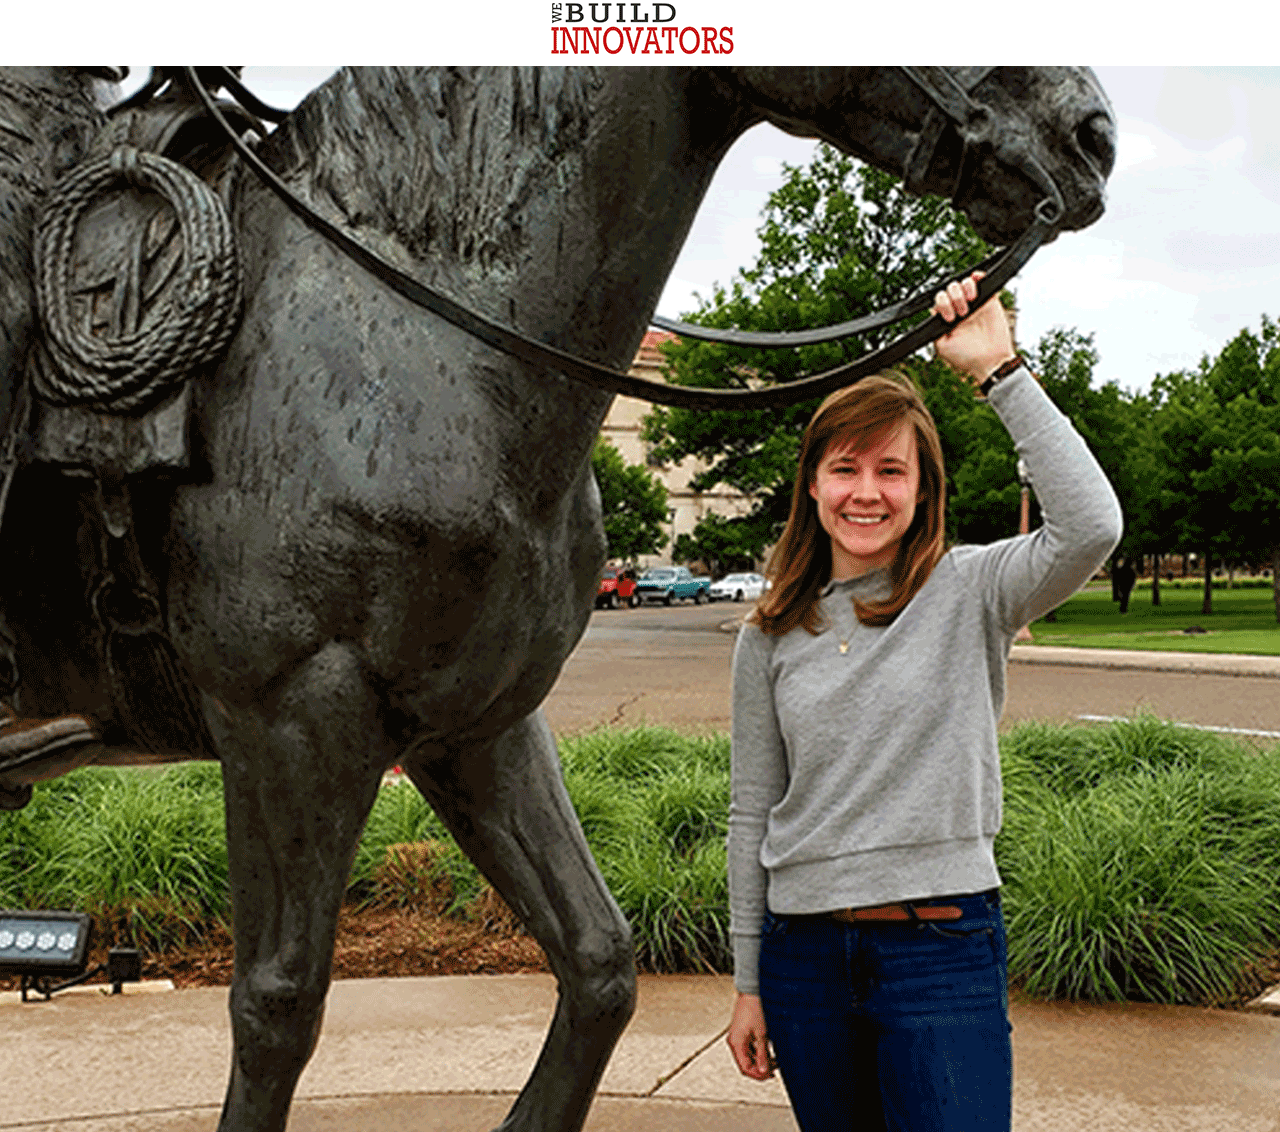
[176,66,1064,412]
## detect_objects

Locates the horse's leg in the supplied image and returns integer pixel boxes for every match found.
[405,709,636,1132]
[215,641,391,1132]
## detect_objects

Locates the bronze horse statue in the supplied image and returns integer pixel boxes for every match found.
[0,67,1115,1131]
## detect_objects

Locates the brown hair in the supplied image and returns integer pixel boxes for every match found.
[753,372,947,637]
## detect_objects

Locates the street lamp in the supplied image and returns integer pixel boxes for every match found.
[1014,459,1047,634]
[1017,459,1030,535]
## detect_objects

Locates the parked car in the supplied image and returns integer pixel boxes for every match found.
[634,566,711,606]
[596,567,638,609]
[708,572,768,603]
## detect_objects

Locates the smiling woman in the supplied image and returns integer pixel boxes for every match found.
[724,275,1123,1131]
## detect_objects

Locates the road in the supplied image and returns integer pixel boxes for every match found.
[543,601,1280,737]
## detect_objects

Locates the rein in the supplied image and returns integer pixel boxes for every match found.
[184,66,1061,412]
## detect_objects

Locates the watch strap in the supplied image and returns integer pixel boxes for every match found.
[979,354,1025,397]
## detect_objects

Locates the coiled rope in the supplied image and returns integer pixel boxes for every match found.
[29,144,242,412]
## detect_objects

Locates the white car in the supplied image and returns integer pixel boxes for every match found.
[708,573,768,603]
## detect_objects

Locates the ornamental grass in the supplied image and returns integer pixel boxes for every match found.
[2,718,1278,1004]
[998,715,1280,1004]
[0,762,228,950]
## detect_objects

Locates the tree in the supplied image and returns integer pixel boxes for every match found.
[591,438,668,561]
[671,511,775,577]
[1205,317,1280,406]
[1200,394,1280,588]
[1027,326,1146,592]
[641,144,990,563]
[1152,378,1233,615]
[1029,328,1132,493]
[1112,391,1168,603]
[914,355,1020,545]
[1134,321,1280,620]
[1192,320,1280,619]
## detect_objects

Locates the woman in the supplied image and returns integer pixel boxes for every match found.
[725,273,1121,1131]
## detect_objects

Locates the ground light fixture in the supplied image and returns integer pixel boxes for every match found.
[0,910,141,1001]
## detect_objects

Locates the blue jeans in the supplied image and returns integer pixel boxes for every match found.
[758,889,1011,1132]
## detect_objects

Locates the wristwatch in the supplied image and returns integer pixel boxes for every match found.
[979,355,1024,397]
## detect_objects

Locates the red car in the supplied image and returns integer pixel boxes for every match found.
[596,567,638,609]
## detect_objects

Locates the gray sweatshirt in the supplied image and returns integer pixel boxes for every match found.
[728,366,1123,994]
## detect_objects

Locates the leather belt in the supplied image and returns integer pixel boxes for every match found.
[830,902,963,923]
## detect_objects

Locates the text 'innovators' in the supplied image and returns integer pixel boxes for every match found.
[550,4,733,54]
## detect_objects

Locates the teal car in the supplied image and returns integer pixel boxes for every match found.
[634,566,710,606]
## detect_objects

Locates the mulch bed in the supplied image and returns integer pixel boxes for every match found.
[0,903,550,992]
[6,906,1277,1008]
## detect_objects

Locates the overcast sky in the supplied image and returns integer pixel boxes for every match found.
[119,65,1280,395]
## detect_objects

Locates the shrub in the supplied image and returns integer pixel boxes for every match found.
[561,727,732,972]
[370,841,457,912]
[0,763,228,949]
[640,764,729,856]
[998,716,1280,1004]
[604,835,730,973]
[5,719,1277,1003]
[356,789,483,914]
[351,781,446,889]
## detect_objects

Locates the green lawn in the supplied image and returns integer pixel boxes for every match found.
[1029,583,1280,654]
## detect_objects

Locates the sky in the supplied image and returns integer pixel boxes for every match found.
[110,62,1280,396]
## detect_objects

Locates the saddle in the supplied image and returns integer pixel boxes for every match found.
[1,70,263,759]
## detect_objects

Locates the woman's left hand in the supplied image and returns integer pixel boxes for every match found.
[933,271,1017,383]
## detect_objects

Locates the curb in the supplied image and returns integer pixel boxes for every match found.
[716,623,1280,678]
[1009,645,1280,679]
[0,978,174,1007]
[1245,985,1280,1015]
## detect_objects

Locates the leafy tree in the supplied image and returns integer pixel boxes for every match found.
[914,356,1020,544]
[1205,317,1280,406]
[591,438,668,561]
[1112,391,1168,603]
[1124,321,1280,620]
[1200,394,1280,576]
[948,417,1022,543]
[671,511,775,577]
[1029,328,1132,493]
[1026,326,1145,589]
[1188,319,1280,619]
[1150,377,1234,615]
[641,144,990,563]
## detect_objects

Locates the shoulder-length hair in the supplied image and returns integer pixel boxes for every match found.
[753,372,947,637]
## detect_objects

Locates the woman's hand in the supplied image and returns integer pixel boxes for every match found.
[932,271,1017,383]
[726,992,774,1080]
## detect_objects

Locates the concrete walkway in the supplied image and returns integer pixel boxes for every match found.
[4,973,1280,1131]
